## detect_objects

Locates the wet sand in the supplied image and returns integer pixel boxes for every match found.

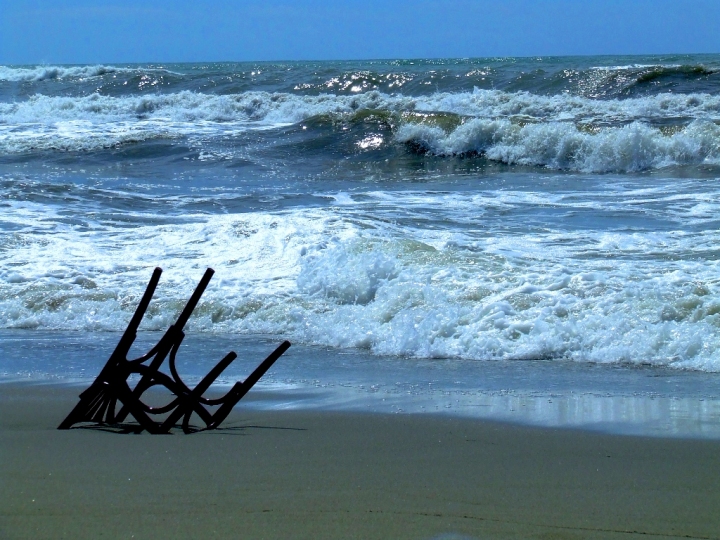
[1,383,719,539]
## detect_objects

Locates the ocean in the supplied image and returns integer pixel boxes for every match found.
[2,55,720,436]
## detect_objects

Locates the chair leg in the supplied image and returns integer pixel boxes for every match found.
[209,341,291,429]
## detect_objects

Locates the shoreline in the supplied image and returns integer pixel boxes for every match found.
[3,327,720,439]
[5,377,720,441]
[2,383,720,539]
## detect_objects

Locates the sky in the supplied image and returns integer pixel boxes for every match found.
[0,0,718,64]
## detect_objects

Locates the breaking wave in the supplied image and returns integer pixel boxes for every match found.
[0,64,171,82]
[395,119,720,173]
[2,200,720,372]
[572,64,720,98]
[3,88,720,124]
[2,88,719,171]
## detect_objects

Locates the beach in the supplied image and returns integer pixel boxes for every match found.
[2,383,720,540]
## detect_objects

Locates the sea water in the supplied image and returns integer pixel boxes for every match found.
[2,56,720,436]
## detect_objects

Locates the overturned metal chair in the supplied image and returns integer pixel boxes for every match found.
[58,267,290,434]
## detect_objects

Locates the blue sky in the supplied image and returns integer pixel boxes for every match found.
[1,0,718,64]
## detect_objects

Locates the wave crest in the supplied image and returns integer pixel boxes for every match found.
[395,119,720,172]
[3,205,720,371]
[2,88,720,172]
[0,65,155,82]
[4,88,720,125]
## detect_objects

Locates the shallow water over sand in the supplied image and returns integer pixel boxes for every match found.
[3,330,720,439]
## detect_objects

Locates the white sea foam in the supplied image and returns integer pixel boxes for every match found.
[415,88,720,122]
[2,89,719,171]
[0,91,397,125]
[395,119,720,172]
[2,190,720,371]
[3,89,719,125]
[590,64,682,70]
[0,65,169,82]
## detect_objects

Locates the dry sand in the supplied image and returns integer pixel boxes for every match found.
[1,383,719,539]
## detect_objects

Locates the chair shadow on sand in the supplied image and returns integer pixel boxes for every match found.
[58,267,290,434]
